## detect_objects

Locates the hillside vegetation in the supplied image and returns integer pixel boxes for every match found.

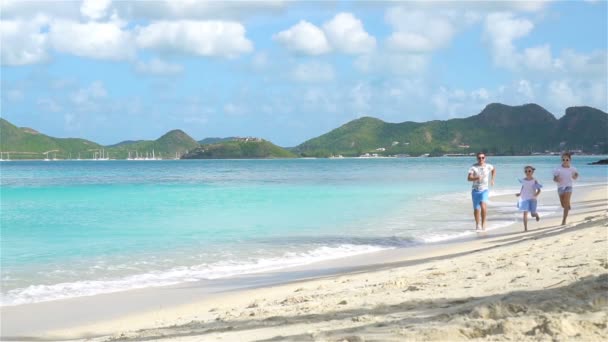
[2,103,606,159]
[295,104,608,157]
[0,118,101,159]
[106,130,200,159]
[183,140,296,159]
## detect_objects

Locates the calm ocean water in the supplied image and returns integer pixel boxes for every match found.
[1,156,606,305]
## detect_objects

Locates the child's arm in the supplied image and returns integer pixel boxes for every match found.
[516,185,523,197]
[553,169,560,183]
[534,180,542,197]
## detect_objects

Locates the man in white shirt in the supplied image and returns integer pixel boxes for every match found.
[467,152,496,230]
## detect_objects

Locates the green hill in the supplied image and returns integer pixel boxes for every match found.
[2,103,606,159]
[106,130,200,159]
[295,104,608,157]
[556,106,608,150]
[198,137,238,144]
[0,118,102,159]
[182,139,296,159]
[106,140,146,148]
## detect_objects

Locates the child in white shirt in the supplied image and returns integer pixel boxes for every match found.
[516,166,542,231]
[553,152,579,225]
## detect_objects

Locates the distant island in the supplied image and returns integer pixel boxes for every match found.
[183,138,296,159]
[1,103,607,160]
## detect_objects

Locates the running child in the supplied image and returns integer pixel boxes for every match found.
[516,166,542,231]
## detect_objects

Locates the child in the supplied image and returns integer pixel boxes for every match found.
[516,166,542,231]
[553,152,579,225]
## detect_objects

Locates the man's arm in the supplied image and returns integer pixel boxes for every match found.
[467,171,478,182]
[490,167,496,186]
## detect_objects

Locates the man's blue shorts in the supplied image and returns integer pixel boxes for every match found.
[471,189,489,210]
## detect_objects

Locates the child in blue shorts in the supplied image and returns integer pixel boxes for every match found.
[516,166,542,231]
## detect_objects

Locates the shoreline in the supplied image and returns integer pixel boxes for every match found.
[2,154,608,162]
[1,183,606,341]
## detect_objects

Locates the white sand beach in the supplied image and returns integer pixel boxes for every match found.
[2,184,607,341]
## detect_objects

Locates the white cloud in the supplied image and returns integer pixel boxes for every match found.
[223,103,247,116]
[322,12,376,54]
[589,82,607,107]
[350,82,372,113]
[81,0,113,21]
[354,53,429,75]
[483,12,534,69]
[251,52,269,70]
[64,113,76,127]
[388,1,551,14]
[517,80,535,99]
[522,44,558,71]
[299,88,339,114]
[432,86,495,118]
[292,62,335,83]
[37,98,62,112]
[0,0,81,20]
[0,18,49,66]
[508,1,552,12]
[114,0,285,20]
[49,20,135,61]
[385,8,460,53]
[548,80,583,110]
[136,20,253,58]
[71,81,108,107]
[483,13,605,80]
[135,58,183,75]
[471,88,490,101]
[561,49,607,75]
[273,20,330,55]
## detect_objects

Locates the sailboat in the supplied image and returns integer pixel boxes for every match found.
[98,149,109,161]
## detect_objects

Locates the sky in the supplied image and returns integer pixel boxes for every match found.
[1,0,607,147]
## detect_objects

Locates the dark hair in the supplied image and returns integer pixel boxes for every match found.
[561,151,572,158]
[524,165,535,171]
[476,152,485,157]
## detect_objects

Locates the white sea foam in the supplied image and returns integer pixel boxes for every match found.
[0,243,390,306]
[418,219,515,243]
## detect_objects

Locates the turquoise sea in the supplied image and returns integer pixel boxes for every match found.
[1,156,606,306]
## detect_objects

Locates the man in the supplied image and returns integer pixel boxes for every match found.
[467,152,496,230]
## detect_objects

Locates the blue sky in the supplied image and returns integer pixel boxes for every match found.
[1,0,606,147]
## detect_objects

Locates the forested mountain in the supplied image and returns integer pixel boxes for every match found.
[106,130,200,159]
[0,118,101,159]
[2,103,606,159]
[294,104,608,157]
[183,139,296,159]
[198,137,238,144]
